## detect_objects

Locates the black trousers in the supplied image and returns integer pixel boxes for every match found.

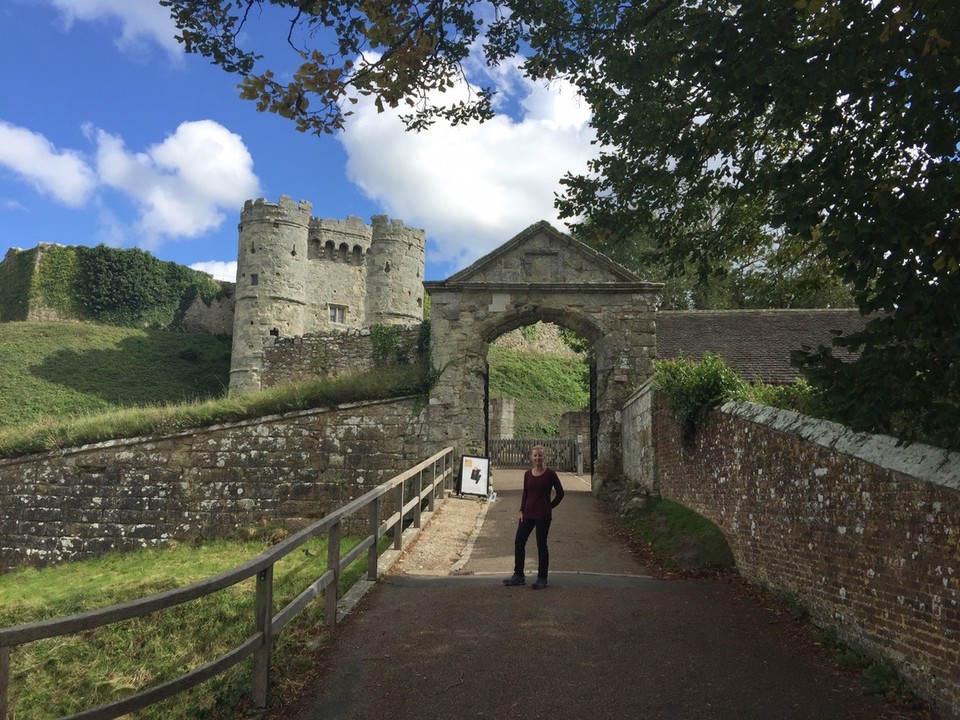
[513,517,552,579]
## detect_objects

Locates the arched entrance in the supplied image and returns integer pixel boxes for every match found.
[424,221,661,492]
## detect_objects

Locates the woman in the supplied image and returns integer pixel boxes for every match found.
[503,445,564,590]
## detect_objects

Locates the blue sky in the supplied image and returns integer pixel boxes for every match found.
[0,1,597,282]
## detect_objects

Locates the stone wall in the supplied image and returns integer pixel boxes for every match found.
[0,397,429,572]
[559,411,591,441]
[633,392,960,718]
[260,326,423,388]
[178,284,236,335]
[621,382,655,493]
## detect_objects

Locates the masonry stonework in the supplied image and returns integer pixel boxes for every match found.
[627,390,960,718]
[0,397,428,572]
[229,196,425,395]
[425,221,661,491]
[260,326,423,388]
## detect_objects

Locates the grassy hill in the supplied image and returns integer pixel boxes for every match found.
[487,325,590,438]
[0,321,232,430]
[0,320,589,443]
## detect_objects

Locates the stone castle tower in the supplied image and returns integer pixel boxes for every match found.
[229,196,425,394]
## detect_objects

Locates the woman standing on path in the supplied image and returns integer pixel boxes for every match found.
[503,445,564,590]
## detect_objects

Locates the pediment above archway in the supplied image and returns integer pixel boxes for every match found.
[439,220,642,285]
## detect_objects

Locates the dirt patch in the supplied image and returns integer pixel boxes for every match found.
[390,495,487,576]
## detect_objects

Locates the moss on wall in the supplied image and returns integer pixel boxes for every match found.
[0,248,36,322]
[33,245,83,319]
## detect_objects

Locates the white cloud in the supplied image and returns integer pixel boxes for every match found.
[47,0,181,58]
[339,59,597,272]
[95,120,260,248]
[0,117,259,250]
[0,121,97,207]
[190,260,237,283]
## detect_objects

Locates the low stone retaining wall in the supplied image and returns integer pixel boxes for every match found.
[261,327,422,388]
[625,391,960,718]
[0,397,429,572]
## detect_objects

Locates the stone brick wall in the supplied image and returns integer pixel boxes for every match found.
[178,284,236,335]
[644,394,960,718]
[0,397,429,572]
[260,326,422,388]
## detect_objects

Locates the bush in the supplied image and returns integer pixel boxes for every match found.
[653,353,745,444]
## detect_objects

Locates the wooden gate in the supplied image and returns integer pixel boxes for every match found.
[488,438,582,473]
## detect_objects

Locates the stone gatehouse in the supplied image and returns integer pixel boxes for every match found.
[425,221,661,491]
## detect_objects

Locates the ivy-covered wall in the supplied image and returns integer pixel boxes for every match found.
[0,248,36,322]
[0,244,226,329]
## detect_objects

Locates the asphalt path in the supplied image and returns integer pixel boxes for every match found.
[278,469,936,720]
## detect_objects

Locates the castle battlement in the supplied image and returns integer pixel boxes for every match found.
[240,195,313,226]
[229,196,426,395]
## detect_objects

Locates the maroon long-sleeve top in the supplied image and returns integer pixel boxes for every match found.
[520,468,564,520]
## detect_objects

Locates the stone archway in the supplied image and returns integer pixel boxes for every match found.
[424,221,661,492]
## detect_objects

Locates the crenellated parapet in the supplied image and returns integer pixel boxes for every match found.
[229,196,426,395]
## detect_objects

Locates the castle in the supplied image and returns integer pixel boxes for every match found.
[229,196,426,394]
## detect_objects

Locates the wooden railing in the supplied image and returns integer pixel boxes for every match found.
[0,447,454,720]
[489,438,583,473]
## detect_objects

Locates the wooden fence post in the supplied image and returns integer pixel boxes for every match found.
[252,565,274,709]
[428,462,436,512]
[394,484,404,550]
[368,499,380,581]
[414,470,423,528]
[0,646,10,720]
[438,454,446,500]
[326,521,341,628]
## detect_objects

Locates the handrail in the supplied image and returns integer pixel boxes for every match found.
[0,447,453,720]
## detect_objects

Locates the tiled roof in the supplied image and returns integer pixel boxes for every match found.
[655,309,866,384]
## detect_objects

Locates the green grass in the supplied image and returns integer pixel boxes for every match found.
[0,528,385,719]
[616,497,736,571]
[0,321,232,430]
[0,323,428,457]
[487,346,589,436]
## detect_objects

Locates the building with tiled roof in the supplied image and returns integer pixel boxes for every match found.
[655,309,865,384]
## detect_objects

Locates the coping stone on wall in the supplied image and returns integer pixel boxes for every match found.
[722,401,960,490]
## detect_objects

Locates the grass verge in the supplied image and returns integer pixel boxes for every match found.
[0,364,428,459]
[609,496,736,574]
[0,526,389,719]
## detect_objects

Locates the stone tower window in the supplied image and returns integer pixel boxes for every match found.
[384,261,391,273]
[250,274,259,286]
[329,304,347,324]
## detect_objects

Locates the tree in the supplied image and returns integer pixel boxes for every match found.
[162,1,959,448]
[551,1,959,447]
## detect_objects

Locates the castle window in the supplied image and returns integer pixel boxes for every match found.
[383,261,391,273]
[329,304,347,324]
[250,273,259,286]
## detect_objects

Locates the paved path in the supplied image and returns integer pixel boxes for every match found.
[278,470,936,720]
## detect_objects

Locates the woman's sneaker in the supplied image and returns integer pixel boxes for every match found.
[503,574,525,586]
